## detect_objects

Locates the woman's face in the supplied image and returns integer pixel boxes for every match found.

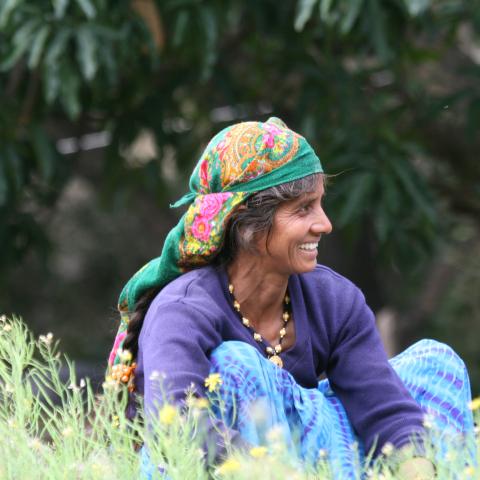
[257,179,333,276]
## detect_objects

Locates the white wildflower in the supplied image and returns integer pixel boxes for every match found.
[381,442,394,456]
[318,448,328,459]
[7,418,17,428]
[102,376,118,391]
[423,413,434,429]
[39,332,54,346]
[149,370,164,381]
[119,349,133,362]
[266,425,284,443]
[27,437,43,451]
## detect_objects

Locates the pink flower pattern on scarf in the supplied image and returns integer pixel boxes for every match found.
[108,331,126,366]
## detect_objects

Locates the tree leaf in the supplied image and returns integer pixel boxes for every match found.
[199,6,217,81]
[319,0,334,23]
[172,10,189,47]
[52,0,70,19]
[367,0,392,60]
[76,26,97,80]
[403,0,430,16]
[340,0,363,34]
[75,0,96,19]
[336,172,374,226]
[0,18,41,70]
[43,63,61,104]
[59,63,81,119]
[0,155,8,206]
[45,28,71,66]
[0,0,21,28]
[390,158,437,222]
[31,125,56,181]
[28,25,51,69]
[294,0,318,32]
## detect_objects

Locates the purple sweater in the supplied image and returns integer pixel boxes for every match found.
[136,264,425,455]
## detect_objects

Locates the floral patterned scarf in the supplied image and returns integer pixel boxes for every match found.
[108,117,323,376]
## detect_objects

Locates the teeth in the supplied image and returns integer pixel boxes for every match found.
[299,242,318,251]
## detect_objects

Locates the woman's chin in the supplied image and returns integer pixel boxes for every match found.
[293,257,318,274]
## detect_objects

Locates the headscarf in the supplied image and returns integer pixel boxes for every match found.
[107,117,323,378]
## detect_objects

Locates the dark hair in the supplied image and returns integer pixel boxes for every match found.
[122,173,323,379]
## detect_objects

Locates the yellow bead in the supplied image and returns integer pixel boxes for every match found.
[282,312,289,321]
[233,300,240,311]
[266,346,274,354]
[228,284,234,294]
[242,317,250,327]
[253,333,262,342]
[275,344,282,353]
[280,328,286,337]
[285,295,290,304]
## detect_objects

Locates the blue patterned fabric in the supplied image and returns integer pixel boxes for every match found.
[140,338,475,479]
[209,339,475,478]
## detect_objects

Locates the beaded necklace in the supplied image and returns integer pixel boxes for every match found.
[228,283,291,368]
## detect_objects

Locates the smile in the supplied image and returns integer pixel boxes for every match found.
[298,242,318,251]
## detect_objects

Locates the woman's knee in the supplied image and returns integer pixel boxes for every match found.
[409,339,467,371]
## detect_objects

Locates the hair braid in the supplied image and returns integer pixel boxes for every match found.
[123,286,161,362]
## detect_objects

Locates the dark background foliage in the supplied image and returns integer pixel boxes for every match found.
[0,0,479,392]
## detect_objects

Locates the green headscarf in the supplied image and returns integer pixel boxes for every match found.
[108,117,323,370]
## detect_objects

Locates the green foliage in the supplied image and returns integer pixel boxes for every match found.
[0,0,479,272]
[0,315,478,479]
[0,0,480,267]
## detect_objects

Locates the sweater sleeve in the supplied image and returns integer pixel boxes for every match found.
[139,298,249,459]
[326,285,425,456]
[141,299,219,406]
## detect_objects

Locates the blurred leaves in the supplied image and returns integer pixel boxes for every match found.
[0,0,479,275]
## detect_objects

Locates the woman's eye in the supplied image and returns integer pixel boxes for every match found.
[299,203,312,212]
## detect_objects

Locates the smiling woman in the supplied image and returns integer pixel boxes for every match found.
[107,118,474,479]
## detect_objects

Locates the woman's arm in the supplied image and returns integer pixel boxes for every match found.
[140,298,248,460]
[326,285,426,457]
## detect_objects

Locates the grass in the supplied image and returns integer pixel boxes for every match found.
[0,315,478,479]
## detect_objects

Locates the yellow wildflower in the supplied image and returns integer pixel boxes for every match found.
[468,397,480,411]
[3,323,12,332]
[186,395,210,410]
[464,466,476,477]
[249,446,268,458]
[204,373,222,392]
[194,397,210,409]
[62,426,73,437]
[215,457,241,476]
[112,415,120,428]
[159,404,177,425]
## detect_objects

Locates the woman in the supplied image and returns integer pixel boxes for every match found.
[108,118,474,479]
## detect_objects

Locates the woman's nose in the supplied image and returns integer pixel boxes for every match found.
[312,209,333,235]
